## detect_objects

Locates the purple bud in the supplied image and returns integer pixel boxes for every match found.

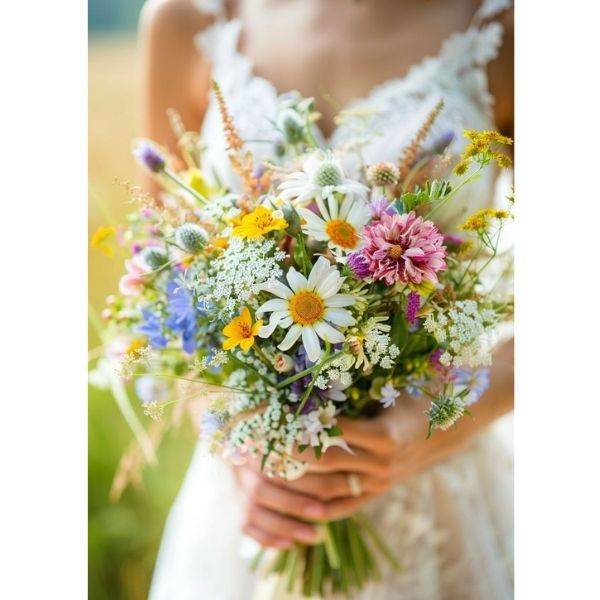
[406,291,421,326]
[443,233,463,247]
[252,163,266,179]
[432,130,455,154]
[347,251,371,279]
[133,141,165,173]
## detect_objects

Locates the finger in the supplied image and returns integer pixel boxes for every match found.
[295,447,392,479]
[241,523,293,550]
[247,504,321,545]
[270,472,391,502]
[335,418,396,457]
[246,472,328,520]
[322,494,376,520]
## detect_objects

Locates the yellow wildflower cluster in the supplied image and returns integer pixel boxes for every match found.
[232,205,288,239]
[454,130,513,175]
[460,208,510,232]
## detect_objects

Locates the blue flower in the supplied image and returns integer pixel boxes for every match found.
[453,368,490,405]
[404,376,425,398]
[134,375,169,405]
[200,412,224,437]
[165,280,198,354]
[136,309,167,348]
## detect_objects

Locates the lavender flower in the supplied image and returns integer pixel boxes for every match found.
[453,368,490,405]
[347,251,371,279]
[136,309,167,349]
[406,291,421,326]
[165,281,198,354]
[133,141,165,173]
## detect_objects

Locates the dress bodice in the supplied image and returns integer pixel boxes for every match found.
[194,0,511,228]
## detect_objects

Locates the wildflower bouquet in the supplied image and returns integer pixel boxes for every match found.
[92,83,513,597]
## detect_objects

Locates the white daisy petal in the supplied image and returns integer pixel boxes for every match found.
[338,196,354,220]
[260,280,293,299]
[298,208,326,230]
[256,298,288,316]
[307,256,332,291]
[259,312,286,338]
[325,308,356,327]
[302,326,322,362]
[315,270,343,298]
[326,194,339,220]
[325,294,357,308]
[347,201,371,228]
[286,267,309,292]
[278,324,303,351]
[314,321,345,344]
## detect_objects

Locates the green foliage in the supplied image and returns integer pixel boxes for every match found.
[396,180,452,213]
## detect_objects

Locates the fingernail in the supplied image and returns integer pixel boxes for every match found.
[295,527,319,543]
[273,538,292,549]
[305,503,326,518]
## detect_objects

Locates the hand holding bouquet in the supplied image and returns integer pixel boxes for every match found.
[92,82,513,597]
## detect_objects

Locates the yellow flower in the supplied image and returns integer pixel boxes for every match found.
[459,208,511,232]
[222,308,263,352]
[231,205,287,239]
[187,168,213,198]
[91,225,116,257]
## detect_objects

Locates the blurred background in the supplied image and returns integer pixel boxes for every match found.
[89,2,196,598]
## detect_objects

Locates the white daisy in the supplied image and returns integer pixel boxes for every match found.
[278,152,368,208]
[256,256,357,362]
[298,194,370,253]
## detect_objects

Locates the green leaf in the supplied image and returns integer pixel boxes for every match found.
[328,425,343,437]
[390,305,409,350]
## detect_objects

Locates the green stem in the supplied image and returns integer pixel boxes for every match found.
[163,168,208,205]
[230,353,277,389]
[321,523,341,570]
[354,513,402,572]
[276,349,345,389]
[425,165,483,220]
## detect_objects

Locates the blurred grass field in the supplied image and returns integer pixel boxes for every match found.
[89,35,196,600]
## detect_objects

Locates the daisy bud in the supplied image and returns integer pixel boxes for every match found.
[366,162,400,187]
[175,223,207,253]
[133,141,165,173]
[277,108,305,144]
[141,246,169,270]
[312,161,343,187]
[273,353,294,373]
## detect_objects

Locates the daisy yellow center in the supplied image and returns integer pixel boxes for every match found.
[289,291,325,325]
[325,219,358,249]
[388,244,404,260]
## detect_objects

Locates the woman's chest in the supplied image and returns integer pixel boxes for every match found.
[234,1,474,135]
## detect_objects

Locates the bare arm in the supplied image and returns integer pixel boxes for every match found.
[138,0,212,194]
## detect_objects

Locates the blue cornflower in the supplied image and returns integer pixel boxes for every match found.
[453,368,490,406]
[136,309,168,348]
[404,376,425,398]
[165,280,198,354]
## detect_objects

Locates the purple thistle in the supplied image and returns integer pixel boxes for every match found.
[133,141,165,173]
[406,291,421,326]
[369,197,396,220]
[347,251,371,279]
[443,233,463,247]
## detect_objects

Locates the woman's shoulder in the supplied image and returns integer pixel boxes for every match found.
[140,0,214,39]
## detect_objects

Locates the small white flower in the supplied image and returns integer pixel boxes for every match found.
[379,382,399,408]
[279,152,368,208]
[257,256,357,362]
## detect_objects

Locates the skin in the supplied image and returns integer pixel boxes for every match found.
[139,0,515,549]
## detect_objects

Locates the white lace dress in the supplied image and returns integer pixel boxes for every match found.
[150,2,513,598]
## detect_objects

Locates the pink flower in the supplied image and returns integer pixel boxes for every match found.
[360,211,447,286]
[119,255,149,296]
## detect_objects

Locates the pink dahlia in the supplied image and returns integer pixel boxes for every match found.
[360,211,447,286]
